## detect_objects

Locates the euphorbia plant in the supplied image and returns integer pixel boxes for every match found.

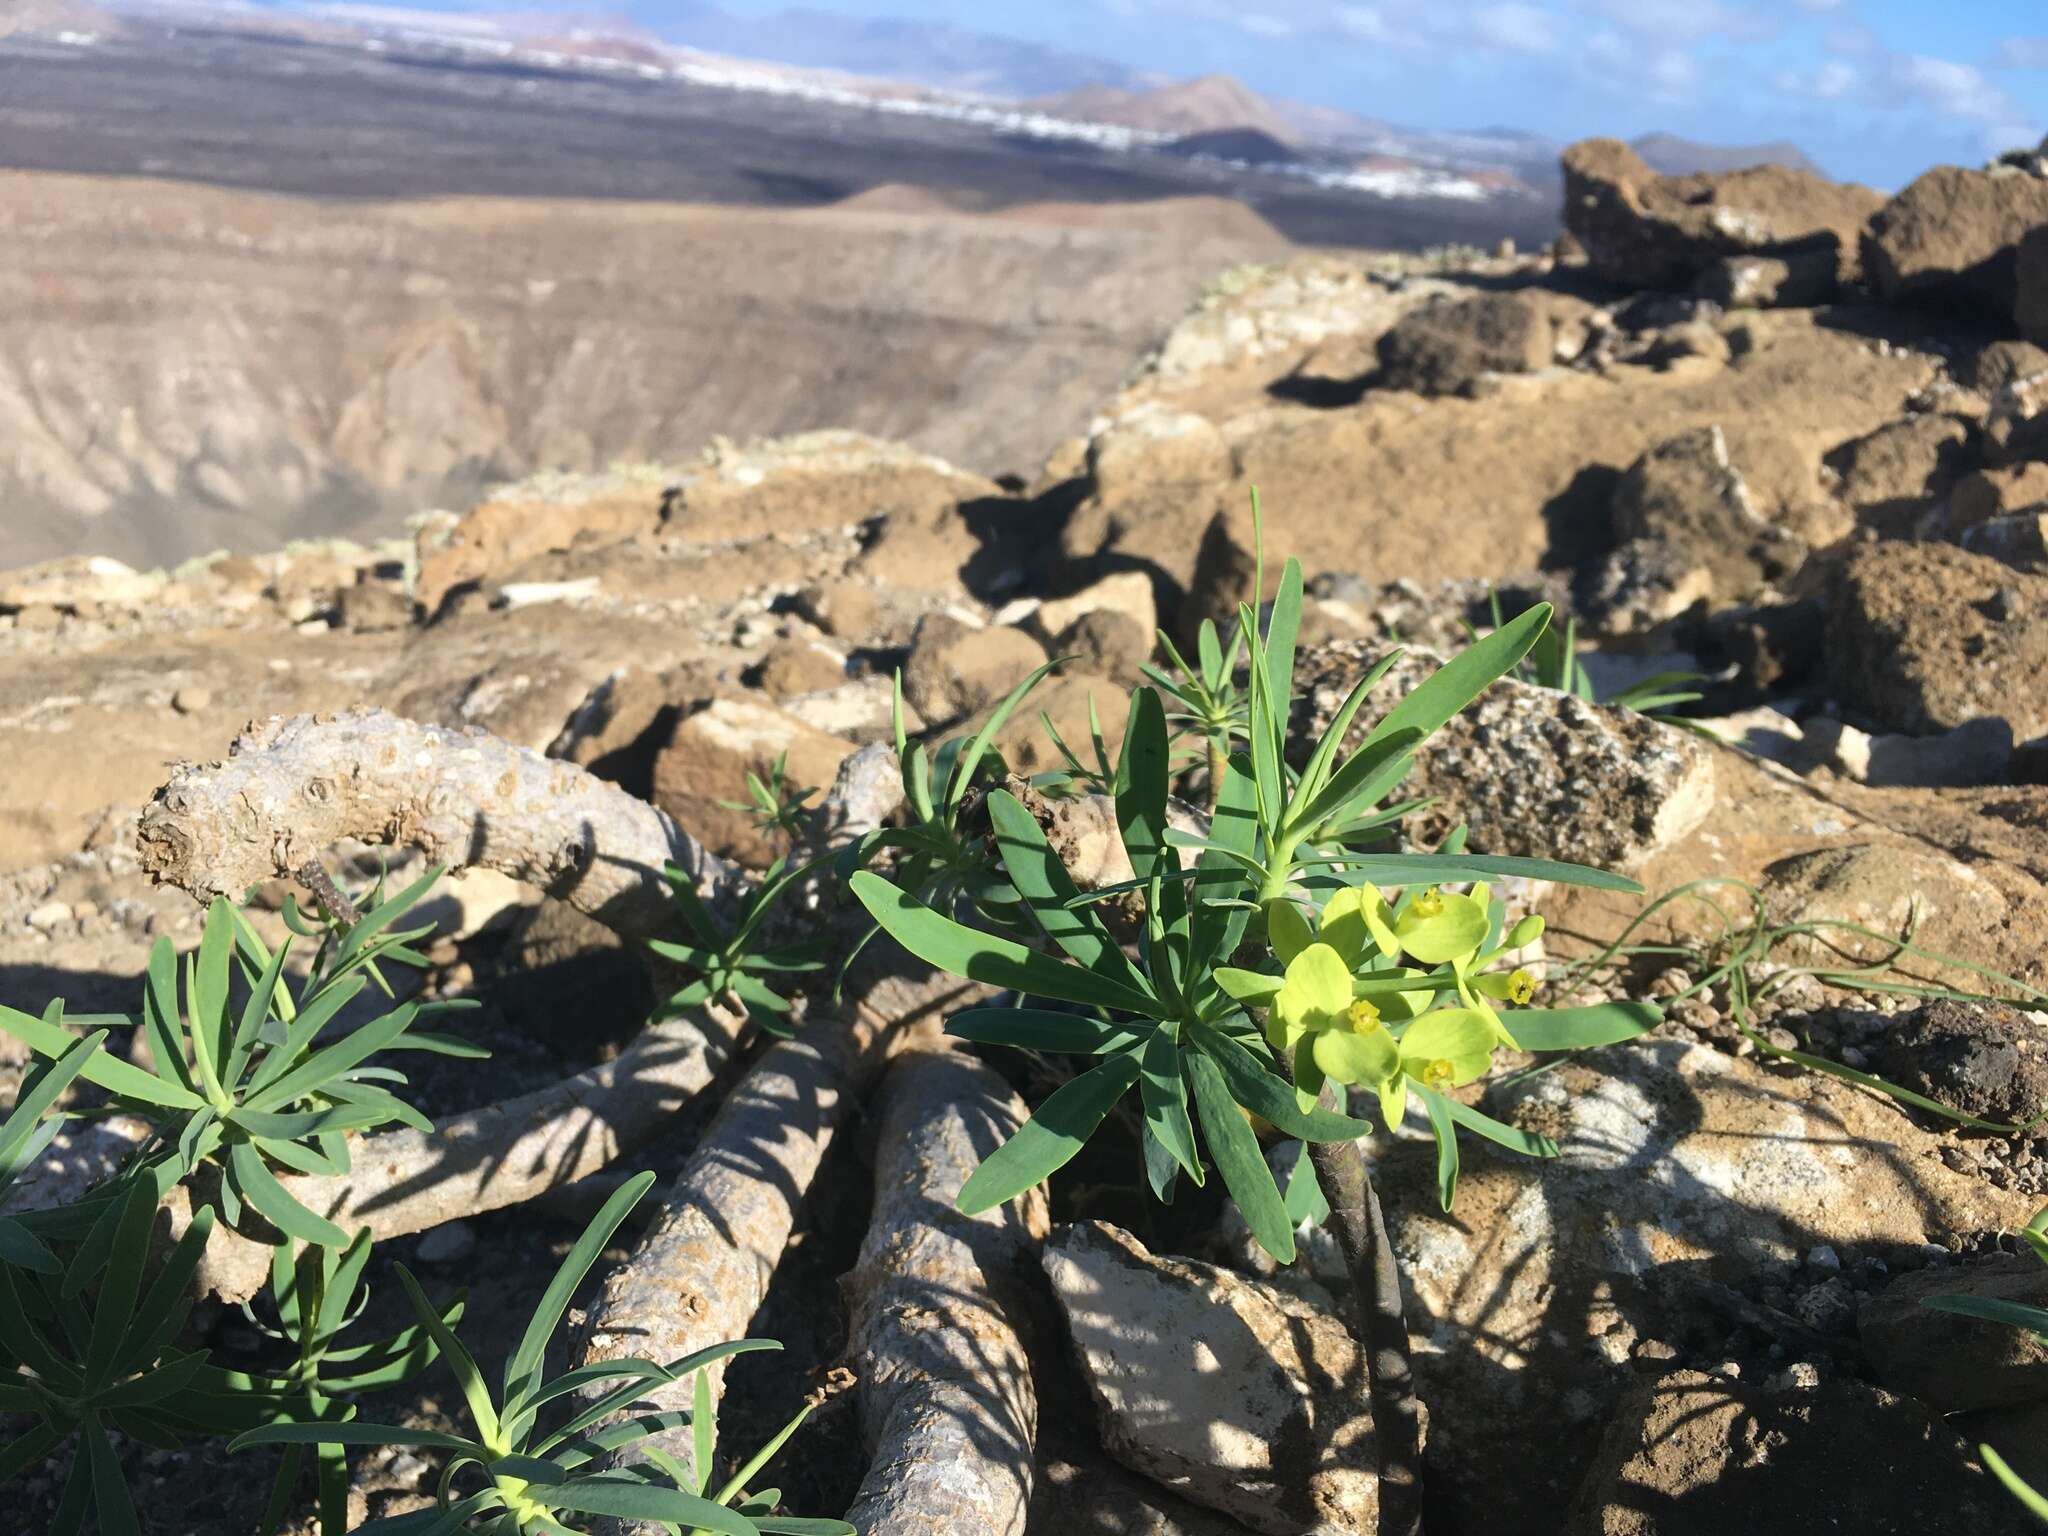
[852,552,1657,1535]
[232,1172,851,1535]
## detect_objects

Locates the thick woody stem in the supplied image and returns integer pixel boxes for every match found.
[572,970,979,1487]
[842,1045,1047,1536]
[137,708,730,943]
[1303,1133,1427,1536]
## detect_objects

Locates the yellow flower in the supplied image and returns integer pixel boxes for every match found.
[1270,942,1400,1085]
[1271,940,1501,1128]
[1372,1006,1499,1131]
[1474,966,1538,1005]
[1393,886,1490,965]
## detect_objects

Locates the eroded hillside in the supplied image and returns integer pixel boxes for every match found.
[0,173,1288,567]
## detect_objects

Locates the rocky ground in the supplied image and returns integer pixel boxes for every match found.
[10,135,2048,1533]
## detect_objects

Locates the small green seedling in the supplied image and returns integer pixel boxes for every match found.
[1142,614,1250,805]
[243,1231,463,1536]
[0,872,484,1249]
[718,752,819,845]
[652,858,826,1033]
[2,1177,301,1536]
[1477,590,1711,734]
[232,1173,849,1536]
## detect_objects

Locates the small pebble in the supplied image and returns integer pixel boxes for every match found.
[24,900,72,933]
[1806,1244,1842,1274]
[171,687,212,714]
[1766,1360,1823,1391]
[415,1220,477,1266]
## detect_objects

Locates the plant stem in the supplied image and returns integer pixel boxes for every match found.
[1286,1066,1426,1535]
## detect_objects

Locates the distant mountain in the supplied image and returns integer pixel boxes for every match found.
[1161,126,1296,166]
[1631,132,1824,178]
[629,2,1153,96]
[1030,74,1301,144]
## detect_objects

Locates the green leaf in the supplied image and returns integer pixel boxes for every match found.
[715,1400,820,1506]
[957,1052,1141,1215]
[1190,756,1259,974]
[332,864,444,970]
[693,1366,715,1496]
[193,896,239,1091]
[227,931,294,1086]
[1416,1083,1461,1210]
[944,1009,1144,1055]
[86,1179,158,1388]
[514,1361,676,1419]
[85,1419,141,1536]
[851,873,1164,1018]
[1293,651,1405,812]
[230,1142,349,1247]
[232,1423,477,1452]
[1290,728,1424,838]
[242,977,368,1097]
[1982,1444,2048,1521]
[1507,1002,1661,1051]
[1922,1294,2048,1336]
[0,1218,57,1274]
[393,1266,501,1450]
[1138,1026,1202,1185]
[141,939,195,1098]
[1,1029,105,1170]
[986,791,1149,996]
[1442,1095,1558,1159]
[240,1003,420,1113]
[543,1477,760,1535]
[942,659,1062,812]
[1186,1048,1294,1263]
[114,1207,216,1377]
[1243,604,1285,836]
[1189,1022,1369,1143]
[504,1170,658,1414]
[1261,558,1304,759]
[1212,968,1282,1006]
[1366,602,1549,750]
[0,1003,204,1110]
[1114,687,1172,888]
[1332,852,1642,894]
[1280,1141,1329,1226]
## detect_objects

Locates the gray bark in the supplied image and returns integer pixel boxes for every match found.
[573,971,980,1482]
[136,707,730,943]
[843,1045,1047,1536]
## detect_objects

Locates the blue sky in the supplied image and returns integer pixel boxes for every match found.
[694,0,2048,187]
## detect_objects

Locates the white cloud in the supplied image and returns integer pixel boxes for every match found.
[1894,54,2001,122]
[1334,4,1395,42]
[1774,58,1857,100]
[1642,46,1698,101]
[1472,1,1556,54]
[1885,54,2040,157]
[2000,37,2048,70]
[1790,0,1843,11]
[1238,12,1296,38]
[1574,0,1773,45]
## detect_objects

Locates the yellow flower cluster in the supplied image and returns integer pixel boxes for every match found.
[1266,884,1540,1130]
